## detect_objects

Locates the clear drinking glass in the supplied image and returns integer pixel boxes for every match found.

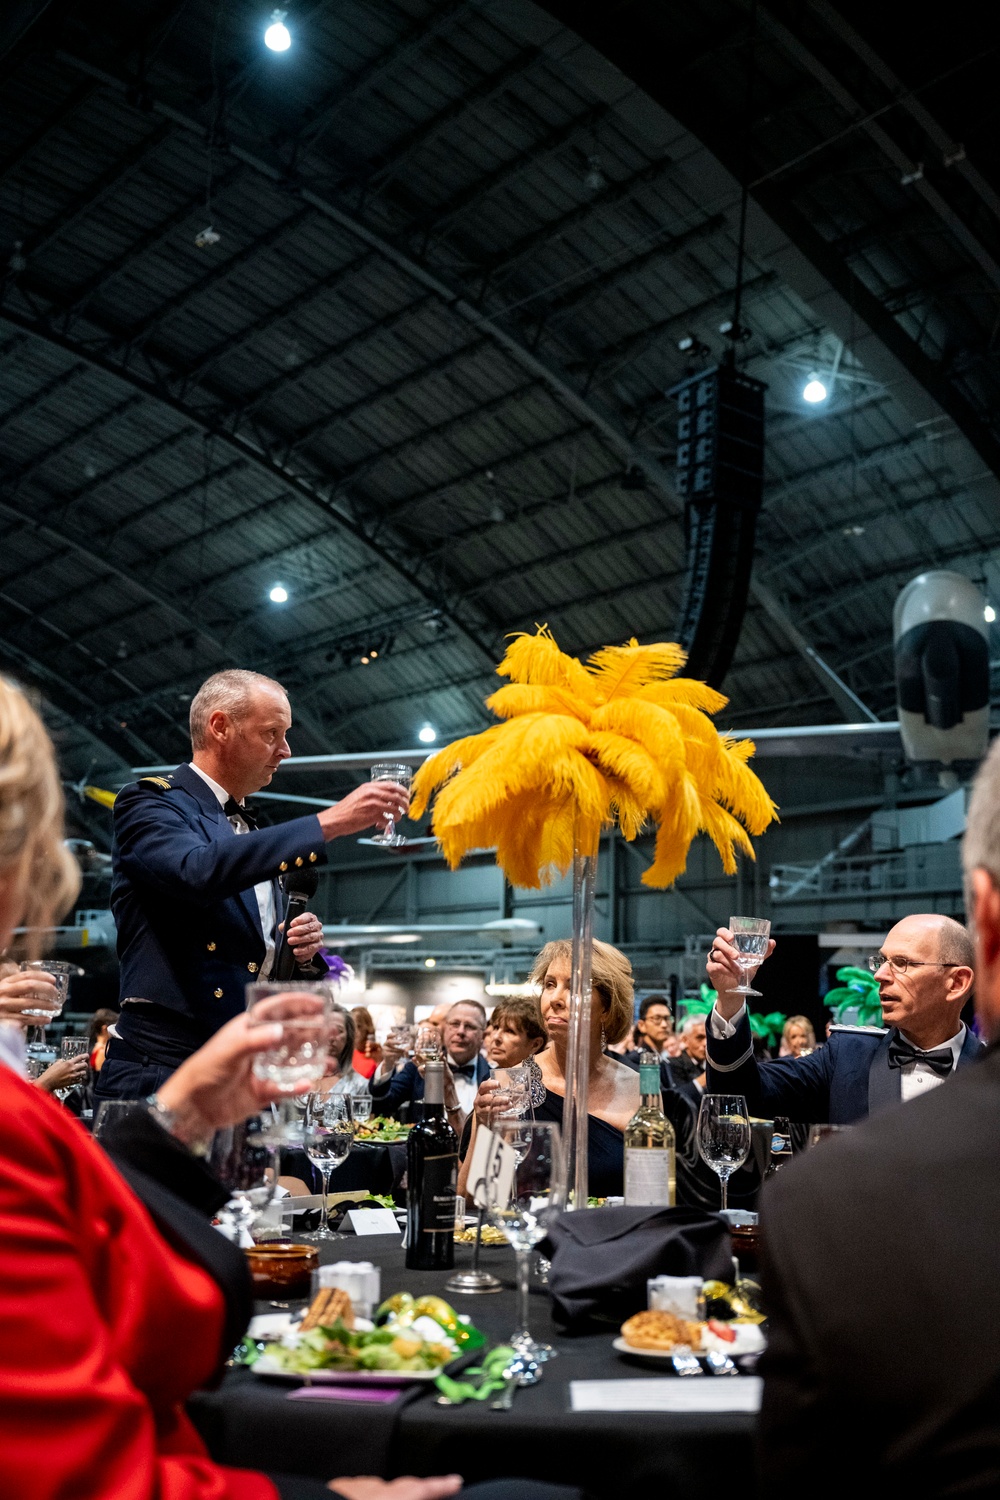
[351,1095,373,1129]
[53,1035,89,1101]
[414,1024,443,1063]
[17,959,78,1019]
[93,1099,141,1141]
[485,1120,564,1374]
[303,1092,353,1240]
[209,1114,280,1241]
[696,1094,751,1211]
[245,982,335,1093]
[369,762,413,847]
[728,916,771,998]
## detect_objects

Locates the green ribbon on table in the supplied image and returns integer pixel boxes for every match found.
[434,1345,516,1404]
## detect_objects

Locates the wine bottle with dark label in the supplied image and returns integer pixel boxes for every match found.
[405,1060,458,1270]
[624,1051,676,1207]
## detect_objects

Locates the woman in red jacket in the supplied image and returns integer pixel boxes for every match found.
[0,678,461,1500]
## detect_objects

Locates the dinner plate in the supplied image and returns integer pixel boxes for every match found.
[613,1323,765,1362]
[251,1360,444,1384]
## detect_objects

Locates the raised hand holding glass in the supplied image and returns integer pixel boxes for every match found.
[369,762,413,847]
[728,916,771,998]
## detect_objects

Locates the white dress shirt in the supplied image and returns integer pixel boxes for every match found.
[448,1056,479,1117]
[189,763,276,978]
[708,1002,966,1101]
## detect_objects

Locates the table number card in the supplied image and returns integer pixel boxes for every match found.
[345,1208,401,1236]
[569,1378,763,1413]
[466,1123,517,1210]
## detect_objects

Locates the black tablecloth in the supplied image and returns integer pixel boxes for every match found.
[189,1236,756,1495]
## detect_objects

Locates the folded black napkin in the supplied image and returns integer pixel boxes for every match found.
[540,1205,733,1331]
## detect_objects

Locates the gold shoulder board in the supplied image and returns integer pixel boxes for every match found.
[138,775,174,791]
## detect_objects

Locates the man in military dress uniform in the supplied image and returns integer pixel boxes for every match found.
[97,669,410,1100]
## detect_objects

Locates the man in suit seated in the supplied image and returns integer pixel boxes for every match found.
[371,1001,491,1130]
[704,913,980,1122]
[99,668,411,1100]
[619,994,678,1090]
[757,741,1000,1496]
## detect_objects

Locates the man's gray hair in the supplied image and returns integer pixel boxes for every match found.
[682,1014,705,1034]
[189,669,287,749]
[964,736,1000,893]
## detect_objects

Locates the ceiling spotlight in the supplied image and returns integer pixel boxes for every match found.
[802,374,828,404]
[424,957,437,969]
[986,604,996,623]
[583,155,606,193]
[418,724,437,744]
[842,524,865,537]
[360,655,370,665]
[264,9,291,50]
[269,584,289,603]
[370,649,378,659]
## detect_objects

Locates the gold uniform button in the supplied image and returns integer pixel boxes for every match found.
[295,856,303,867]
[206,942,216,952]
[279,861,288,872]
[248,962,258,973]
[213,988,224,999]
[308,851,317,862]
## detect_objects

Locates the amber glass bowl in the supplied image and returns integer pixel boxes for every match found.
[245,1241,318,1298]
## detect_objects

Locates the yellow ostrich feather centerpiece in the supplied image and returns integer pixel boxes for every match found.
[410,626,777,889]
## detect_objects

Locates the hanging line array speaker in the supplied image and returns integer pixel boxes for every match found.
[669,364,766,686]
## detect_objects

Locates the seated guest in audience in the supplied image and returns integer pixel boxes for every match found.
[350,1004,380,1079]
[758,739,1000,1496]
[371,1000,490,1130]
[315,1004,370,1097]
[532,939,640,1197]
[620,995,678,1090]
[457,996,547,1198]
[670,1015,708,1086]
[0,678,578,1500]
[706,916,980,1122]
[779,1014,816,1057]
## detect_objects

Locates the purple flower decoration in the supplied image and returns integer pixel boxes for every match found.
[318,950,355,986]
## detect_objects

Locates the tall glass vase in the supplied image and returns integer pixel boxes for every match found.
[559,831,598,1210]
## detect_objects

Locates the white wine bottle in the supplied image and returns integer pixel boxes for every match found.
[624,1051,676,1206]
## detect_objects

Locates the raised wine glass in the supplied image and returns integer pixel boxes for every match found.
[246,982,335,1145]
[369,762,413,847]
[485,1119,564,1375]
[19,960,80,1072]
[728,916,771,998]
[53,1035,89,1102]
[302,1092,353,1240]
[696,1094,751,1212]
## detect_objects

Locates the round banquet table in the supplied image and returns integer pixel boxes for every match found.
[188,1234,757,1496]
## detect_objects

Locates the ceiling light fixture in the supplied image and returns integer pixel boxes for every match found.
[418,725,437,744]
[269,584,289,603]
[264,9,291,50]
[424,957,437,968]
[802,374,828,404]
[986,604,996,623]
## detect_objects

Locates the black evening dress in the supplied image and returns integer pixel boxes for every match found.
[535,1088,625,1197]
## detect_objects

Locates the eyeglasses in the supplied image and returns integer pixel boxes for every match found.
[867,953,963,975]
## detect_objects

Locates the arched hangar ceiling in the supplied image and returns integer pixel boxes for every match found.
[0,0,997,821]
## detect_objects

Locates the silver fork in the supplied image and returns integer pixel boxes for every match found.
[705,1350,739,1376]
[671,1348,704,1377]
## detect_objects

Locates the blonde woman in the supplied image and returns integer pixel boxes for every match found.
[780,1015,817,1057]
[532,938,641,1197]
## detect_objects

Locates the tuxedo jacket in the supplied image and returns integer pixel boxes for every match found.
[758,1042,1000,1496]
[371,1053,492,1118]
[706,1010,982,1123]
[111,763,328,1052]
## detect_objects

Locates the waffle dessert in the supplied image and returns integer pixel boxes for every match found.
[299,1286,355,1332]
[620,1309,703,1351]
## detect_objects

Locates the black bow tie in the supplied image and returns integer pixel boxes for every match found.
[449,1062,477,1081]
[224,797,259,830]
[887,1035,954,1078]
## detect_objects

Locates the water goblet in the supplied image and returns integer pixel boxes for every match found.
[728,916,771,998]
[369,762,413,847]
[302,1092,353,1240]
[53,1035,89,1101]
[485,1119,564,1373]
[209,1114,280,1242]
[351,1094,373,1131]
[696,1094,751,1212]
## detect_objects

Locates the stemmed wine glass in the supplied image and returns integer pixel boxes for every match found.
[369,762,413,847]
[350,1095,373,1131]
[209,1114,280,1242]
[246,981,335,1144]
[302,1092,353,1240]
[53,1035,89,1101]
[696,1094,751,1212]
[414,1024,443,1063]
[19,960,80,1072]
[728,916,771,998]
[485,1119,564,1376]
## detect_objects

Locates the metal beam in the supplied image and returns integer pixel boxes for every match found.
[748,579,878,723]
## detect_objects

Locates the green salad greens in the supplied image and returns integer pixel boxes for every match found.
[252,1320,456,1375]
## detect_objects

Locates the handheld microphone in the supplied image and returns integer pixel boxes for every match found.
[272,866,320,980]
